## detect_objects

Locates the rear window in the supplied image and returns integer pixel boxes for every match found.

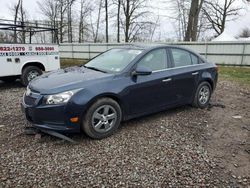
[191,54,199,64]
[171,48,192,67]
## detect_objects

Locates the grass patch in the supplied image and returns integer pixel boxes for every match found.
[219,66,250,86]
[60,58,87,68]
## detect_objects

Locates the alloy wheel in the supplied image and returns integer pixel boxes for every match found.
[198,85,210,105]
[91,105,117,133]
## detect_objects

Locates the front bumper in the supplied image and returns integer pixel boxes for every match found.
[21,95,81,133]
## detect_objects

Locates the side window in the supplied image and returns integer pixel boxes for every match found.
[191,54,199,64]
[137,49,167,71]
[171,48,192,67]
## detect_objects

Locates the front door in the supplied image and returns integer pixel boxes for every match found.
[124,48,176,115]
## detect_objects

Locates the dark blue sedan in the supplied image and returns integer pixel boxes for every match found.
[21,45,218,139]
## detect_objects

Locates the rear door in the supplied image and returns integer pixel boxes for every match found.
[168,48,201,104]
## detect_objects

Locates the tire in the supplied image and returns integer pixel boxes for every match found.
[192,81,212,109]
[21,66,43,86]
[82,98,122,139]
[0,76,17,83]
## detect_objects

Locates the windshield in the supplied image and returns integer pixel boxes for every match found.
[84,49,142,73]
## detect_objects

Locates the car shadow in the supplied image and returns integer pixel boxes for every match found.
[0,80,24,89]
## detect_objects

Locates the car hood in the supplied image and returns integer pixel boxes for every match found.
[29,66,113,94]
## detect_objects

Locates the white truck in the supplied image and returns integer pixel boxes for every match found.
[0,43,60,86]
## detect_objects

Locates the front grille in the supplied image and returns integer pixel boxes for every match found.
[24,95,37,106]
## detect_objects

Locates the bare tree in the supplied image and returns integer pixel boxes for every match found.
[90,0,103,42]
[79,0,91,42]
[13,0,21,43]
[117,0,121,42]
[19,0,26,43]
[105,0,109,42]
[202,0,242,36]
[112,0,122,42]
[67,0,76,43]
[9,0,28,43]
[58,0,68,43]
[38,0,59,43]
[121,0,151,42]
[169,0,189,41]
[184,0,204,41]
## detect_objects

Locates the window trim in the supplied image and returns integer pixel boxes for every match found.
[152,63,203,73]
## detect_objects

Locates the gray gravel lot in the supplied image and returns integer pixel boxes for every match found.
[0,79,249,187]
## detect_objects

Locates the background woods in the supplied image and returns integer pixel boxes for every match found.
[0,0,249,43]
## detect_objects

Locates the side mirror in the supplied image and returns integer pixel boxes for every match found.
[132,66,152,76]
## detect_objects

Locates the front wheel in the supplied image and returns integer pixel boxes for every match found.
[21,66,43,86]
[192,81,212,108]
[82,98,122,139]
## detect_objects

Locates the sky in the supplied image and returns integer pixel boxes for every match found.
[0,0,250,40]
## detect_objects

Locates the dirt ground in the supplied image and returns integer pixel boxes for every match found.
[0,78,249,187]
[205,79,250,184]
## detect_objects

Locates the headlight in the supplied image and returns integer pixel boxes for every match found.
[45,89,82,105]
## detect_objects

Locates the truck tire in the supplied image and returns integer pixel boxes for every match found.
[21,66,43,86]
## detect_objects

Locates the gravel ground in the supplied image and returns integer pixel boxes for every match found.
[0,79,249,187]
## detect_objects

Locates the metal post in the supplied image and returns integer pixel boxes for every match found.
[241,43,246,65]
[205,42,208,58]
[88,44,91,60]
[29,31,32,44]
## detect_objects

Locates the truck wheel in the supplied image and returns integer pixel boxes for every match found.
[21,66,43,86]
[0,76,17,83]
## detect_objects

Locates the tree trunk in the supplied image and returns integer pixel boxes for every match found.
[79,0,85,43]
[94,0,102,43]
[184,0,203,41]
[20,0,26,43]
[105,0,109,43]
[117,0,120,42]
[14,0,21,43]
[60,1,63,43]
[125,0,130,42]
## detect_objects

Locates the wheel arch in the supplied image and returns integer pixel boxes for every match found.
[200,72,215,91]
[200,78,214,91]
[22,62,45,73]
[84,93,125,120]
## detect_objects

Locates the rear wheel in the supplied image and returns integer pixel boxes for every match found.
[192,81,212,108]
[21,66,43,86]
[82,98,122,139]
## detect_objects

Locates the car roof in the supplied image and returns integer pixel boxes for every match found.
[113,44,206,61]
[113,44,194,53]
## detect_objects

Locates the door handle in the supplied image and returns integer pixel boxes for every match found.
[162,78,172,82]
[192,72,199,75]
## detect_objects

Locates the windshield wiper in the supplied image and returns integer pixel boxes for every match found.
[83,65,107,73]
